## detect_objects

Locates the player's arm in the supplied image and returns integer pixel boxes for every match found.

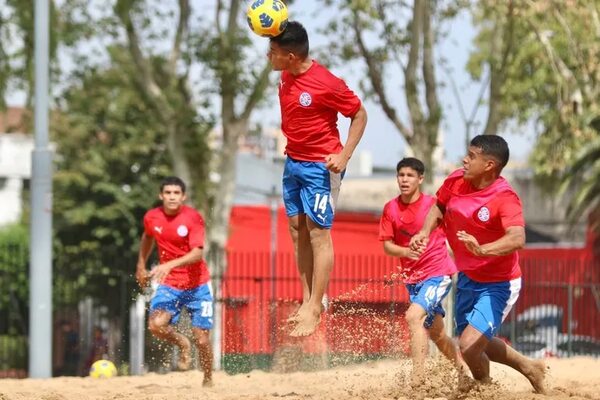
[457,226,525,257]
[136,232,155,288]
[409,203,444,253]
[457,193,525,256]
[149,247,203,283]
[325,104,368,173]
[383,240,419,260]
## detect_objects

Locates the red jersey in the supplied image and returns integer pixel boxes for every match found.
[279,60,362,161]
[143,205,210,289]
[436,169,524,283]
[379,194,456,284]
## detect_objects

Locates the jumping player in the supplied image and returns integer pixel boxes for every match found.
[267,21,368,337]
[410,135,546,393]
[135,176,213,386]
[379,157,460,385]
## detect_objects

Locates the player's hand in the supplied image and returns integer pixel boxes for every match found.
[135,268,150,288]
[149,263,173,284]
[404,248,421,260]
[409,232,429,255]
[457,230,486,256]
[325,153,349,173]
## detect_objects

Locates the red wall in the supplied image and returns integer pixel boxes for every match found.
[222,206,599,355]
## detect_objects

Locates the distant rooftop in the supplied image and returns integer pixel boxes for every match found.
[0,107,28,134]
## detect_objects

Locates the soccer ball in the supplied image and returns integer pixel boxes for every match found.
[89,359,118,378]
[246,0,288,38]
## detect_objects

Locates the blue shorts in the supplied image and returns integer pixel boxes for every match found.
[455,272,521,339]
[282,157,343,229]
[405,275,453,328]
[149,282,214,329]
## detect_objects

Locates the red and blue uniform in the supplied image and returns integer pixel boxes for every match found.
[143,205,213,329]
[379,193,456,327]
[437,169,524,338]
[279,60,362,228]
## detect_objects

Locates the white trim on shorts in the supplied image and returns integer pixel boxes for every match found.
[501,277,521,322]
[328,171,342,213]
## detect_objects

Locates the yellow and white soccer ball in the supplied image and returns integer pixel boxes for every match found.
[89,359,118,378]
[246,0,288,38]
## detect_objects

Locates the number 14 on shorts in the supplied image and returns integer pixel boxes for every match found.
[313,193,329,214]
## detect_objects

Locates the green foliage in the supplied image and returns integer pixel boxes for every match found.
[0,224,29,312]
[50,45,211,304]
[469,1,600,179]
[0,335,28,370]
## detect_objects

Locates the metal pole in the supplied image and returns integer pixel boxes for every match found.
[29,0,53,378]
[268,186,278,356]
[129,295,146,375]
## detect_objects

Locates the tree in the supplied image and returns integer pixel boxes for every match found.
[50,46,212,307]
[0,0,89,109]
[320,0,448,177]
[469,0,600,223]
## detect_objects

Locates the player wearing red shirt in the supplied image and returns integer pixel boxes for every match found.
[268,21,368,337]
[136,177,213,386]
[379,158,460,386]
[410,136,546,393]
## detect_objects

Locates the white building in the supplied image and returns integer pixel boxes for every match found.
[0,107,33,227]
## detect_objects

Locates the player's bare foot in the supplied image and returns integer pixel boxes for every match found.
[525,359,547,394]
[289,305,321,337]
[177,337,192,371]
[286,303,306,324]
[202,377,214,387]
[456,372,475,393]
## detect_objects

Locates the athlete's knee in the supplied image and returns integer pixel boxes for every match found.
[193,329,211,347]
[429,326,444,343]
[148,318,167,335]
[307,223,330,246]
[458,336,481,361]
[148,312,170,335]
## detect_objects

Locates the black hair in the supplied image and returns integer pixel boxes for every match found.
[269,20,309,59]
[396,157,425,176]
[160,176,186,193]
[470,134,510,171]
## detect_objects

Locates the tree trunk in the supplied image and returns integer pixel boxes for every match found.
[206,118,247,370]
[166,121,194,198]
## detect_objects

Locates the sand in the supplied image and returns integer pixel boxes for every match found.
[1,357,599,400]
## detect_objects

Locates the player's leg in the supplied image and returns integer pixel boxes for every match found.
[191,328,213,386]
[186,282,215,385]
[289,161,342,337]
[404,300,429,385]
[484,336,546,393]
[454,273,489,383]
[475,277,546,393]
[290,218,333,337]
[406,276,455,383]
[458,324,491,382]
[457,275,538,388]
[428,314,461,367]
[148,285,192,370]
[282,158,314,321]
[287,213,314,321]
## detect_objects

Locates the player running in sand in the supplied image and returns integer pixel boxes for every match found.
[410,135,546,393]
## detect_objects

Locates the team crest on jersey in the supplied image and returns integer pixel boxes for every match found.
[477,206,490,222]
[177,225,189,237]
[299,92,312,107]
